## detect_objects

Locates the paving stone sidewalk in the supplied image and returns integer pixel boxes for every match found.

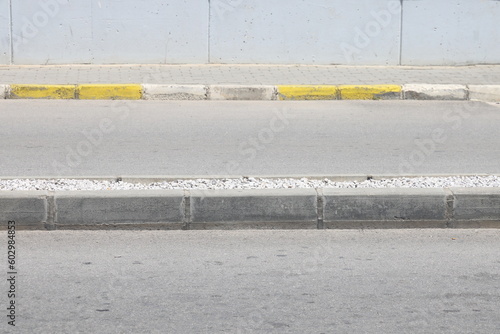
[1,64,500,85]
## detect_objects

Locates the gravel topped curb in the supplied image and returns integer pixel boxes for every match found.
[0,176,499,191]
[1,177,499,230]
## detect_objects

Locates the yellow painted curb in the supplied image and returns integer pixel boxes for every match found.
[77,84,142,100]
[277,85,339,100]
[9,84,76,99]
[339,85,402,100]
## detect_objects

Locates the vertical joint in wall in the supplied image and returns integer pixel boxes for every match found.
[9,0,13,64]
[207,0,211,63]
[399,0,404,65]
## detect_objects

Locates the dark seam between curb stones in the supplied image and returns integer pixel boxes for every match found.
[45,192,56,230]
[74,85,80,99]
[182,190,191,230]
[444,188,455,228]
[315,188,324,229]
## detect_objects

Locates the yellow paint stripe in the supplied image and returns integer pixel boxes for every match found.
[9,84,76,99]
[277,85,339,100]
[77,84,142,100]
[339,85,402,100]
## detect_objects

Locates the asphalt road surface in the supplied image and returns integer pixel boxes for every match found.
[1,230,499,333]
[1,100,499,177]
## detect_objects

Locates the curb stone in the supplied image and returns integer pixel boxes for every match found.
[76,84,142,100]
[53,190,185,229]
[338,85,402,100]
[0,84,499,101]
[403,84,468,100]
[189,189,318,229]
[143,84,208,100]
[277,85,339,100]
[0,191,48,229]
[322,188,448,229]
[9,84,76,99]
[1,188,499,230]
[468,85,500,102]
[208,85,277,100]
[451,187,500,227]
[0,84,7,99]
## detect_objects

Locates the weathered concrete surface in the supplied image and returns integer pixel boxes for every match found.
[190,189,317,229]
[208,85,277,100]
[8,84,76,99]
[322,188,448,229]
[9,1,209,64]
[2,1,500,65]
[54,190,185,228]
[0,191,47,228]
[0,0,10,65]
[403,84,468,100]
[451,188,500,226]
[142,84,207,100]
[210,0,402,64]
[0,84,6,98]
[468,85,500,102]
[401,0,500,65]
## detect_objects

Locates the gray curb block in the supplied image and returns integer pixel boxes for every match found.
[1,188,499,230]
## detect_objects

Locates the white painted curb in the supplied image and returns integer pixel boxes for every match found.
[403,84,468,100]
[468,85,500,102]
[142,84,207,100]
[0,84,7,99]
[208,85,278,100]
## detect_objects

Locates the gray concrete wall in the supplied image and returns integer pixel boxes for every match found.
[6,0,208,65]
[11,1,92,64]
[0,0,10,64]
[0,0,498,65]
[401,0,500,65]
[209,0,401,65]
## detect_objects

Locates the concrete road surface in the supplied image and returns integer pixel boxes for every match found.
[1,230,499,333]
[1,100,499,177]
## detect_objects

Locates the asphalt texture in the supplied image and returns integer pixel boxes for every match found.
[2,230,499,333]
[1,100,500,177]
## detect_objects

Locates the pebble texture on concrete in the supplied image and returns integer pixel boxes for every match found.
[0,176,498,191]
